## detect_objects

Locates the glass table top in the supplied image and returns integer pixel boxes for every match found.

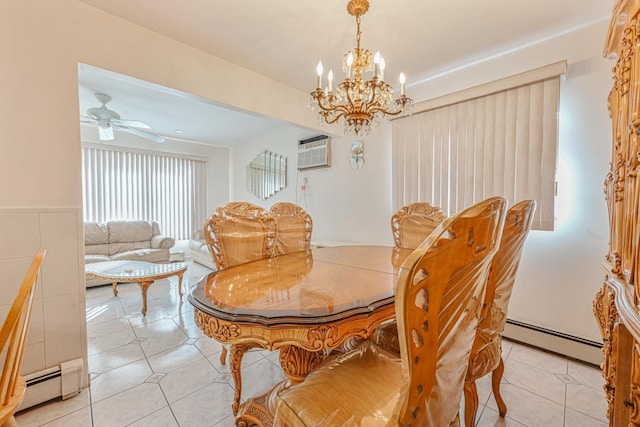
[188,246,413,325]
[85,260,187,279]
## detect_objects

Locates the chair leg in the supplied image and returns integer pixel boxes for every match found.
[464,380,479,427]
[220,344,228,365]
[492,357,507,417]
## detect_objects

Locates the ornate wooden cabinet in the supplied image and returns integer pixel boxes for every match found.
[594,1,640,424]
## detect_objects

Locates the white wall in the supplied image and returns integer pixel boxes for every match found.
[232,124,395,246]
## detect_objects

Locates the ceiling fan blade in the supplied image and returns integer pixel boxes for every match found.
[98,126,114,141]
[80,114,98,124]
[121,126,165,143]
[113,119,151,129]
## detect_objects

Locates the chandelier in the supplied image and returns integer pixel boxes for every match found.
[309,0,413,137]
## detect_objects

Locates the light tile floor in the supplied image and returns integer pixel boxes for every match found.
[16,261,608,427]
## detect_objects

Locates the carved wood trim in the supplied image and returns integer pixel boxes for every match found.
[598,3,640,424]
[193,305,395,352]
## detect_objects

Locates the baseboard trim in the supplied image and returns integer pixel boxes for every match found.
[503,320,603,366]
[19,358,84,411]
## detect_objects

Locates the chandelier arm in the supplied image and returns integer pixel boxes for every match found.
[323,113,346,125]
[314,92,352,116]
[317,101,351,116]
[366,79,379,109]
[369,106,404,117]
[342,81,358,112]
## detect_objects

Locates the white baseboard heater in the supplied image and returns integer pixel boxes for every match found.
[19,358,85,411]
[503,319,603,366]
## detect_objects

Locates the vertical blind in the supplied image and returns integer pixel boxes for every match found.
[392,63,565,231]
[82,145,207,240]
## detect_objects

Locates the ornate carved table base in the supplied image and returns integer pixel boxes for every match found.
[235,379,287,427]
[193,307,395,426]
[235,345,325,427]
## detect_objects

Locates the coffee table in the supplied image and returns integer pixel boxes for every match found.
[85,260,188,316]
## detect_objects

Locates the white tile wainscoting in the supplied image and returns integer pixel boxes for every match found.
[0,208,89,409]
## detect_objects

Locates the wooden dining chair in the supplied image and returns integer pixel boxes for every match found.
[1,249,46,427]
[376,202,448,355]
[270,202,313,255]
[274,197,506,427]
[204,201,277,365]
[391,201,447,249]
[204,201,278,271]
[464,200,536,427]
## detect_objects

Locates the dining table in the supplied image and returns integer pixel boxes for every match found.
[187,245,413,427]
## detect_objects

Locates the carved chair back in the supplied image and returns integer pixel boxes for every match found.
[391,202,447,249]
[464,200,536,426]
[0,249,46,426]
[270,202,313,255]
[204,202,277,271]
[392,197,505,425]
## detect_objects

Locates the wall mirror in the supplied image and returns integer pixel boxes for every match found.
[246,151,287,199]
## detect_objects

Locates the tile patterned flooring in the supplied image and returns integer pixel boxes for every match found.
[16,261,609,427]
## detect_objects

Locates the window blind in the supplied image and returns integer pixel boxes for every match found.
[392,63,564,230]
[82,146,207,240]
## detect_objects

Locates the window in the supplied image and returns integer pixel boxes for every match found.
[392,61,566,230]
[82,145,207,240]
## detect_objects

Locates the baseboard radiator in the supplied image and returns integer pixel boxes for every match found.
[18,358,84,411]
[504,320,603,366]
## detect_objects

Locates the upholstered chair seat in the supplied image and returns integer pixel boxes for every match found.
[276,341,401,426]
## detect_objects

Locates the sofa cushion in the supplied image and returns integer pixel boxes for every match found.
[86,243,110,256]
[151,235,175,249]
[109,241,152,256]
[108,221,154,243]
[111,248,170,263]
[85,254,110,264]
[188,239,207,252]
[85,222,109,245]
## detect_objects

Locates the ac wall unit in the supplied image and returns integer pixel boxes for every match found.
[298,135,331,170]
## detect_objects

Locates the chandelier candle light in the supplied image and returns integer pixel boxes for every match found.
[309,0,413,136]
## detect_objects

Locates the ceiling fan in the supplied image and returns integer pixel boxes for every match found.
[81,93,165,143]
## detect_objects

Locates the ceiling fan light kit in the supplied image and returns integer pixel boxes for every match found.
[81,92,165,143]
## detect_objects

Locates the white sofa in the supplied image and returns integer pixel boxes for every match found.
[188,239,216,270]
[84,220,175,287]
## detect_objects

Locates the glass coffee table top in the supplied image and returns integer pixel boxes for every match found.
[86,260,188,316]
